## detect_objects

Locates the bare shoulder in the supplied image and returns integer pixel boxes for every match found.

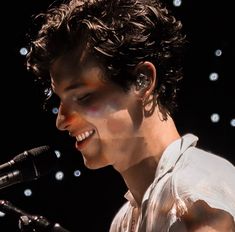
[181,200,235,232]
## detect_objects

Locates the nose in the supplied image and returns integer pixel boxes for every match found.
[56,104,77,131]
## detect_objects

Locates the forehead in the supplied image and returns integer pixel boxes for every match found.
[50,45,101,79]
[50,49,107,91]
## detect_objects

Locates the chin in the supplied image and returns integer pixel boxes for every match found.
[83,156,109,170]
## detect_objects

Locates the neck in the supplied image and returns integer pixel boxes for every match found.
[119,110,180,207]
[121,157,158,207]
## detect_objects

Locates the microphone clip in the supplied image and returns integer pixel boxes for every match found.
[18,214,53,232]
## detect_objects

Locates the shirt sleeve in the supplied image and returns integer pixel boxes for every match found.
[171,147,235,223]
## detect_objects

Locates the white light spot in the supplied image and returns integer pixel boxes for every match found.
[19,47,28,56]
[230,119,235,127]
[209,72,219,81]
[173,0,182,7]
[74,170,81,177]
[210,113,220,123]
[0,211,5,217]
[55,171,64,181]
[24,189,32,197]
[52,107,59,114]
[214,49,222,57]
[54,150,61,158]
[44,88,52,99]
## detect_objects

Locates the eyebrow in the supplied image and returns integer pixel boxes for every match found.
[64,82,84,92]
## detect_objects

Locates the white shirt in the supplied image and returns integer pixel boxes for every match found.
[109,134,235,232]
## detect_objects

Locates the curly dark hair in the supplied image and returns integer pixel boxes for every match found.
[26,0,186,117]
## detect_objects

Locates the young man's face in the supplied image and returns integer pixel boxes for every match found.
[50,53,145,171]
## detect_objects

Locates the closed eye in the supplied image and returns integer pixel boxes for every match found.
[73,93,91,103]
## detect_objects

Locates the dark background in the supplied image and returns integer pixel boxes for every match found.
[0,0,234,231]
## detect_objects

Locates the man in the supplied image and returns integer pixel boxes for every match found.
[26,0,235,231]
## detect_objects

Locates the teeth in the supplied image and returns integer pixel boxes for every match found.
[76,130,94,142]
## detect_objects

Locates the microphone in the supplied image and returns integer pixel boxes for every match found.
[0,200,71,232]
[0,145,58,190]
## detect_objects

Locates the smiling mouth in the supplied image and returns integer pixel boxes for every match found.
[75,130,95,150]
[76,130,94,142]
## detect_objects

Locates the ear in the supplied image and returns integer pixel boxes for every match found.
[133,61,157,101]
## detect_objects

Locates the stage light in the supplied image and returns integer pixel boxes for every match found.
[209,72,219,81]
[214,49,222,57]
[230,119,235,127]
[52,107,59,114]
[0,211,5,217]
[74,170,81,177]
[19,47,28,56]
[173,0,182,7]
[54,150,61,158]
[24,189,32,197]
[210,113,220,123]
[55,171,64,181]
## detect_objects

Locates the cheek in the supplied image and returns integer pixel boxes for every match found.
[106,113,132,135]
[86,106,102,117]
[85,99,121,118]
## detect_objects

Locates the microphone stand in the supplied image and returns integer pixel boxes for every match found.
[0,200,71,232]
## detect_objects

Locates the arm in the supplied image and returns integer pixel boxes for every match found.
[181,200,235,232]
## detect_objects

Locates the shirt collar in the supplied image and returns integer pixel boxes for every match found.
[124,191,137,207]
[155,133,198,183]
[124,133,198,206]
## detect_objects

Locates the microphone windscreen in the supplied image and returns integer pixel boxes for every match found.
[13,145,58,181]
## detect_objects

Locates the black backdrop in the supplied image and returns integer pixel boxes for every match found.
[0,0,234,231]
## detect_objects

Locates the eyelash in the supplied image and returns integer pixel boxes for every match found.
[73,93,91,103]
